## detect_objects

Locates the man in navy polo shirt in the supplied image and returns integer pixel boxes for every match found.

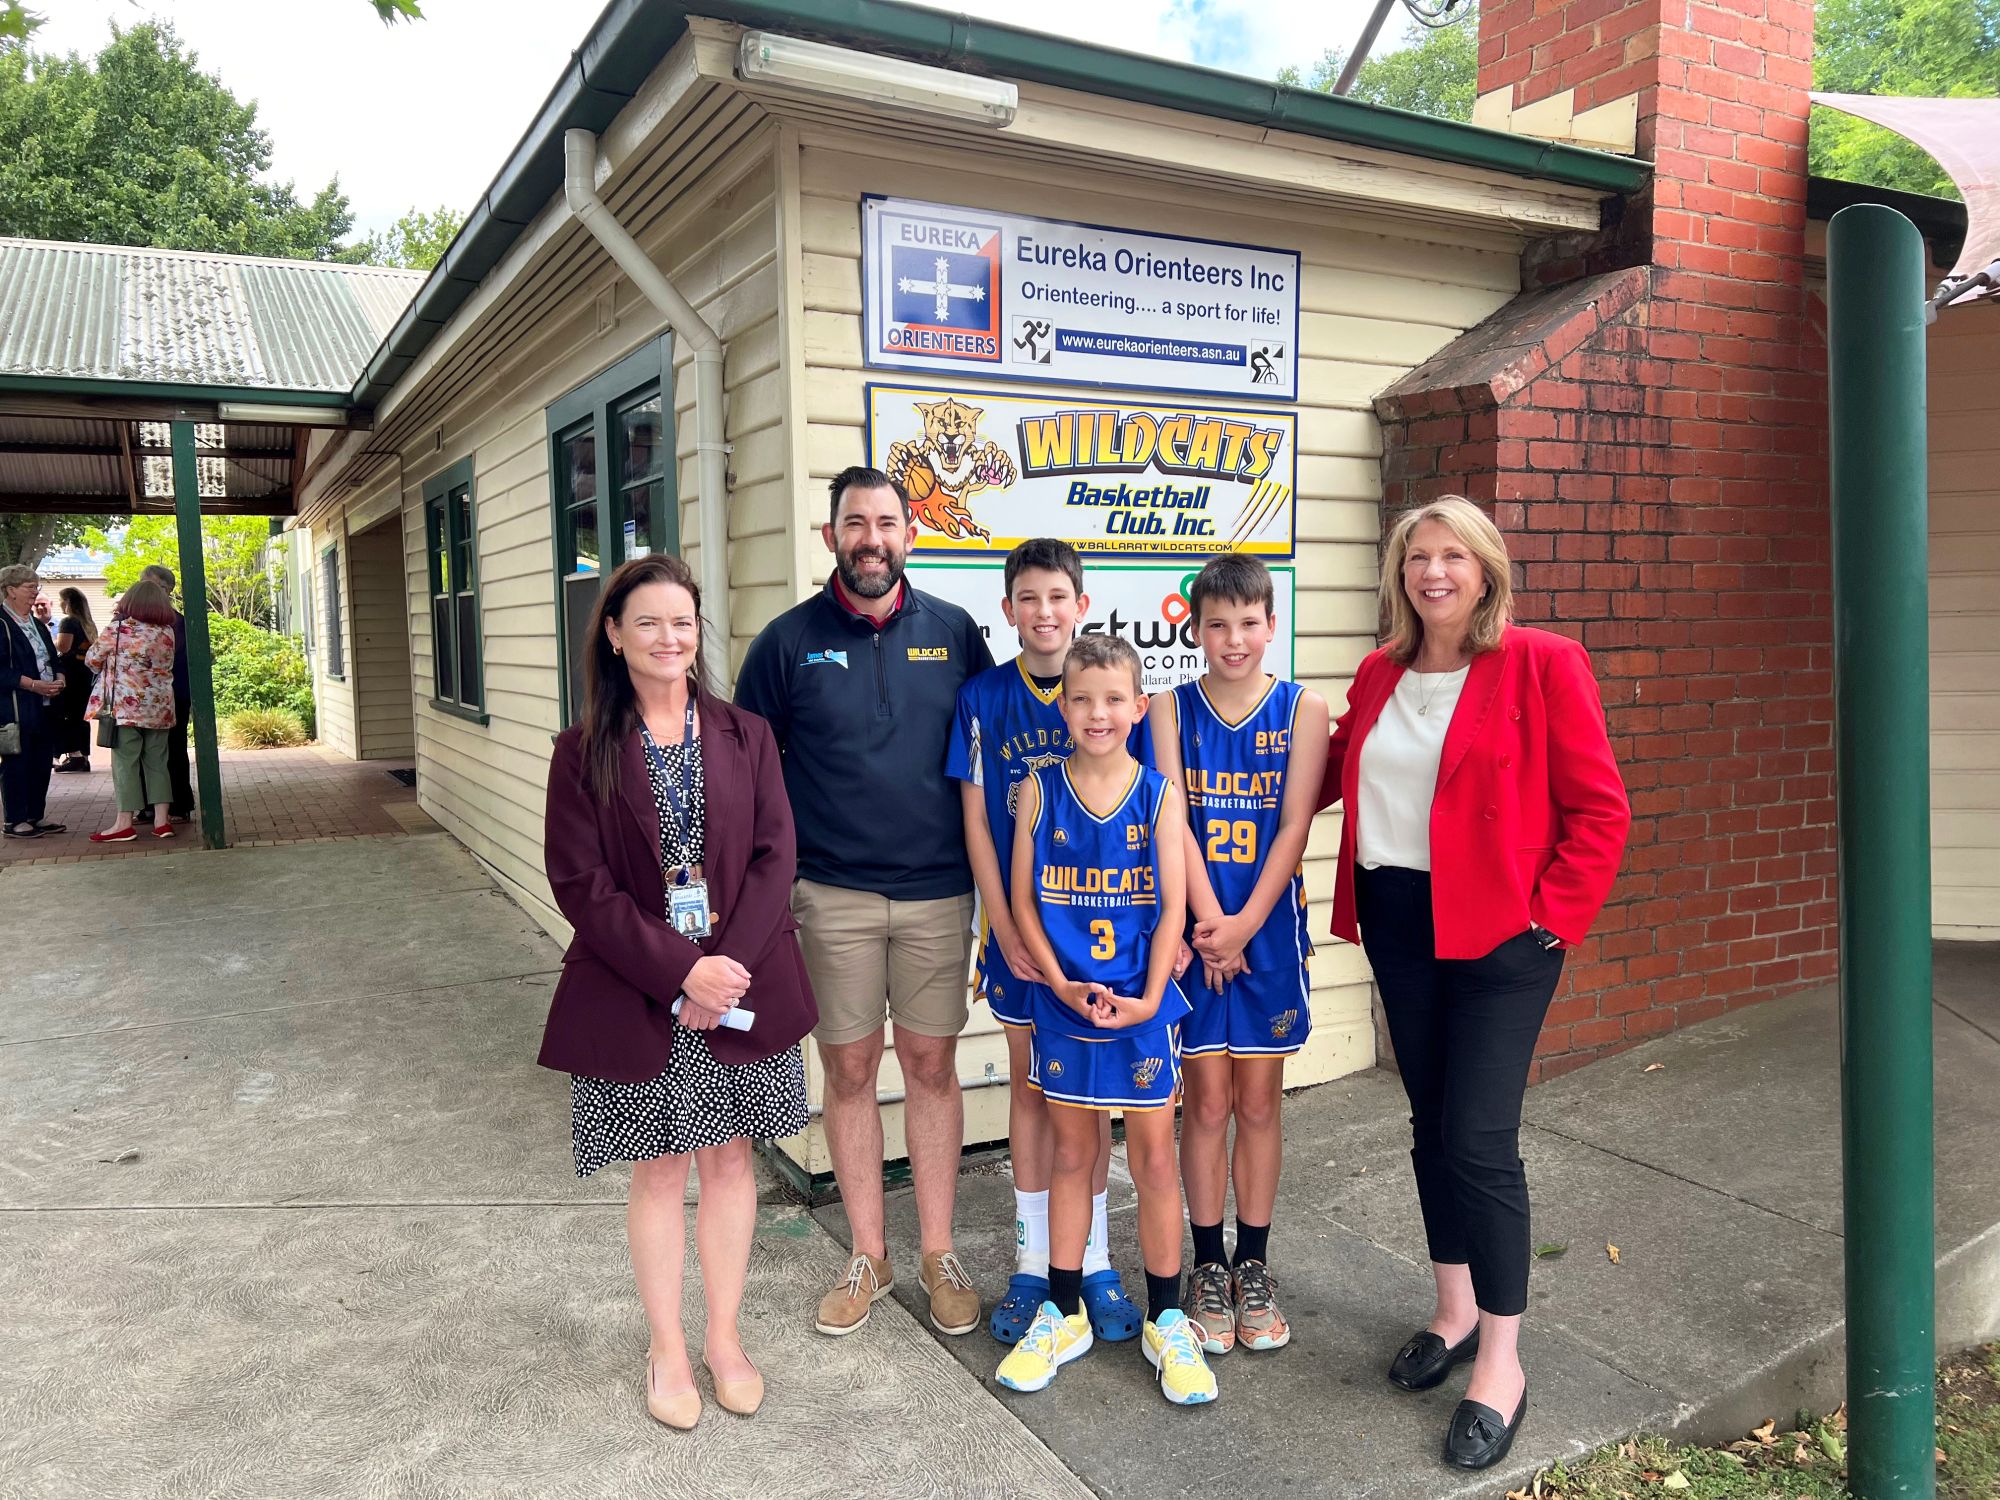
[736,466,993,1340]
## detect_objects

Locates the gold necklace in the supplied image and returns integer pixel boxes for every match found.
[1414,665,1460,717]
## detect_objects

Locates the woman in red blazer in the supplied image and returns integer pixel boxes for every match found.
[541,553,816,1431]
[1316,497,1629,1471]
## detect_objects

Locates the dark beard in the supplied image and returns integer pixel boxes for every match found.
[836,545,905,600]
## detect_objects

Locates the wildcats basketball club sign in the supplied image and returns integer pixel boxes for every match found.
[863,196,1301,403]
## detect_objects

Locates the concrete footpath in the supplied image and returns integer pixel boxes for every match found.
[828,941,2000,1499]
[3,835,1996,1498]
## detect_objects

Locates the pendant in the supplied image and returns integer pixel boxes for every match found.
[1418,704,1428,716]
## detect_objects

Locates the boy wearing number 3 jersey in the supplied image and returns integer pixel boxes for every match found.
[1146,553,1329,1357]
[995,634,1216,1407]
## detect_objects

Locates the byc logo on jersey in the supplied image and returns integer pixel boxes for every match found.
[1270,1009,1300,1040]
[1132,1056,1164,1089]
[803,650,849,669]
[1255,729,1290,756]
[1124,822,1150,850]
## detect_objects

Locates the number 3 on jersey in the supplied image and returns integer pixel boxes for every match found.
[1205,818,1258,864]
[1089,919,1116,960]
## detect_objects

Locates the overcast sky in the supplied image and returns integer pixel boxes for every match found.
[29,0,1381,242]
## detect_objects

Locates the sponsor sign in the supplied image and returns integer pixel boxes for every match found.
[863,196,1301,402]
[868,383,1295,558]
[910,561,1296,696]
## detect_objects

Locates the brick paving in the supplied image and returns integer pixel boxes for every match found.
[0,745,437,867]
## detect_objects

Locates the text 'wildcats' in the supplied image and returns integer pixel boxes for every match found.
[1018,409,1285,483]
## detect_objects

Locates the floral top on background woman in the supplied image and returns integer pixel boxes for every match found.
[85,611,177,727]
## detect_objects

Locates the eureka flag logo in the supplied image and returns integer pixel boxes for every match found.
[881,210,1002,363]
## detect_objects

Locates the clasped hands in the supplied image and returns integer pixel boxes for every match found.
[679,953,751,1031]
[1189,912,1253,991]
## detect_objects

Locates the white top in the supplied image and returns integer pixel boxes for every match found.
[1356,665,1469,872]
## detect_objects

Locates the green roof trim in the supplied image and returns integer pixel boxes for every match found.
[354,0,1651,412]
[0,374,357,406]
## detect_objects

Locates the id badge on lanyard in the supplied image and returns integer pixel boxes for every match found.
[644,707,712,939]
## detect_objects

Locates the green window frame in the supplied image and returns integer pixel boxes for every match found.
[422,456,486,722]
[320,543,344,681]
[545,335,676,726]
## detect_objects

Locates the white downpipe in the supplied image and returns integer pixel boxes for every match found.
[562,128,733,682]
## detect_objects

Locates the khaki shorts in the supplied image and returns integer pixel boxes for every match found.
[793,879,974,1046]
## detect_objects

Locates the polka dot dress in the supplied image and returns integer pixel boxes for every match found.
[569,722,809,1178]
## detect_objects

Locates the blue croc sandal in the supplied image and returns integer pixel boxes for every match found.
[1081,1268,1142,1342]
[991,1273,1050,1343]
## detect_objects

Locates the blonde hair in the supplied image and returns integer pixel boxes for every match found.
[1380,496,1514,664]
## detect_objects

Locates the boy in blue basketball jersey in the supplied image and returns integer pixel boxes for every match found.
[995,635,1217,1407]
[947,540,1137,1345]
[1147,553,1329,1357]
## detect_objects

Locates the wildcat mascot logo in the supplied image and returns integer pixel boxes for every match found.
[883,398,1018,542]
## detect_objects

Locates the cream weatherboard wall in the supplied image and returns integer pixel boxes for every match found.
[301,153,787,943]
[346,516,416,762]
[1929,301,2000,940]
[777,129,1528,1167]
[310,524,356,759]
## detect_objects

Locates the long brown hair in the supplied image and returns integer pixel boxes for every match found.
[59,587,98,644]
[579,554,714,802]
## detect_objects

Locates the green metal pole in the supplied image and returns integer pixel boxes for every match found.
[170,421,227,850]
[1827,203,1934,1499]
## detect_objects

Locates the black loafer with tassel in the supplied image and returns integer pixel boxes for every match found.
[1387,1326,1480,1391]
[1444,1386,1528,1470]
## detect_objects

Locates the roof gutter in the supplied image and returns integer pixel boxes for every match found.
[563,127,733,679]
[348,0,1648,416]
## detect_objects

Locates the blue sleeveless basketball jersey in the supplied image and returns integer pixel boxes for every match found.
[947,658,1074,1025]
[1024,761,1191,1044]
[1170,676,1313,1056]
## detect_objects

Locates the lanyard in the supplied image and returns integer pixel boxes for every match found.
[639,703,698,881]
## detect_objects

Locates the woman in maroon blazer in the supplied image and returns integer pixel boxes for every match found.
[541,553,815,1431]
[1317,497,1630,1471]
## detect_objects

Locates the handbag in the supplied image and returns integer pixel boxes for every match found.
[1,623,23,757]
[95,626,121,750]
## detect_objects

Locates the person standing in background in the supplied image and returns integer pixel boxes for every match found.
[50,587,99,773]
[1,565,66,839]
[139,564,193,823]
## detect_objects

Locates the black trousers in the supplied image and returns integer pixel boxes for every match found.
[167,695,192,818]
[2,715,53,826]
[1356,865,1564,1318]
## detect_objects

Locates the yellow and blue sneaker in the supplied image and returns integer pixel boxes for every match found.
[996,1301,1094,1393]
[1143,1307,1219,1405]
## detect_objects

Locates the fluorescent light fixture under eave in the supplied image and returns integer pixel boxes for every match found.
[216,402,353,427]
[737,31,1018,128]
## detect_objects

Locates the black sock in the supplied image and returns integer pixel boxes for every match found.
[1233,1219,1270,1267]
[1047,1265,1083,1318]
[1146,1270,1181,1324]
[1191,1220,1227,1269]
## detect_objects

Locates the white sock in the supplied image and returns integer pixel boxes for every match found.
[1015,1188,1050,1279]
[1082,1190,1112,1275]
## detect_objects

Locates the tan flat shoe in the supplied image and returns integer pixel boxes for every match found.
[647,1354,701,1429]
[704,1359,764,1416]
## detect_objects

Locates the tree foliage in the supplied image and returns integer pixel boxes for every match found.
[1280,11,1479,122]
[339,204,464,270]
[6,514,101,570]
[0,22,353,256]
[1810,0,2000,200]
[85,515,278,628]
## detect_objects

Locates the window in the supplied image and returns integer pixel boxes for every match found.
[320,544,344,680]
[546,336,675,724]
[423,457,484,720]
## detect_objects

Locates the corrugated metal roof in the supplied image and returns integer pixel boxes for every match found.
[0,239,424,393]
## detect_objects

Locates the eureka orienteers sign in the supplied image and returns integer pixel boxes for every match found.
[862,196,1301,403]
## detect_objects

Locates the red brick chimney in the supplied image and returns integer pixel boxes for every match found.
[1376,0,1835,1077]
